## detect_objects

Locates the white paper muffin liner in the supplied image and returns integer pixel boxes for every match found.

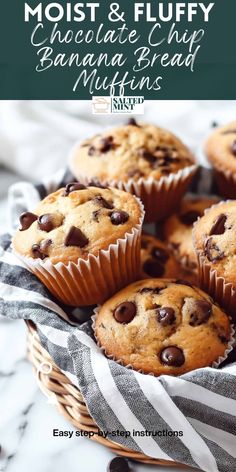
[69,147,197,223]
[12,199,144,307]
[92,304,235,375]
[193,200,236,322]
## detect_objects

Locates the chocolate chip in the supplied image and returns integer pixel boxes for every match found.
[32,239,52,259]
[88,146,96,156]
[92,210,100,222]
[205,238,224,262]
[232,141,236,156]
[156,307,176,326]
[211,121,219,128]
[99,136,114,153]
[94,195,114,209]
[219,335,229,344]
[65,226,88,248]
[189,300,212,326]
[63,182,86,196]
[113,302,136,324]
[32,243,47,260]
[179,210,200,226]
[19,212,37,231]
[175,279,193,287]
[139,287,154,294]
[141,239,148,249]
[38,214,55,232]
[210,214,227,235]
[143,259,165,277]
[127,118,139,127]
[151,246,169,263]
[107,457,130,472]
[110,211,129,225]
[160,346,185,367]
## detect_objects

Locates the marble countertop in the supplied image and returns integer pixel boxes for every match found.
[0,318,200,472]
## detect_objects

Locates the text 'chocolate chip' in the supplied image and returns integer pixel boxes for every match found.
[113,302,136,324]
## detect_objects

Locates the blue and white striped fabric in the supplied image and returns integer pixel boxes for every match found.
[0,169,236,472]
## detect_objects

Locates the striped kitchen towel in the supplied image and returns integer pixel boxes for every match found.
[0,169,236,472]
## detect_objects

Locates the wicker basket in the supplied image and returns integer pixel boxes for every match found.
[26,320,187,468]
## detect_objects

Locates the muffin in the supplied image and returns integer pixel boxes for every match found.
[193,200,236,320]
[205,121,236,198]
[94,279,232,376]
[164,197,218,275]
[69,120,197,222]
[140,233,179,279]
[12,183,144,306]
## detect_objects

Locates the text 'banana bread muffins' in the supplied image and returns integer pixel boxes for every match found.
[193,200,236,320]
[94,279,233,376]
[205,121,236,198]
[12,183,144,306]
[69,120,197,222]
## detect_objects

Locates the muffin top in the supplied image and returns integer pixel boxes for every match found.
[140,233,179,279]
[193,200,236,284]
[12,183,142,265]
[164,197,218,272]
[206,121,236,172]
[95,279,231,376]
[70,120,195,183]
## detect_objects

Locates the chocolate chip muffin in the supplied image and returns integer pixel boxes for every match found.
[95,279,232,376]
[140,233,179,279]
[69,120,196,222]
[12,183,144,306]
[164,197,218,274]
[193,200,236,320]
[205,121,236,198]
